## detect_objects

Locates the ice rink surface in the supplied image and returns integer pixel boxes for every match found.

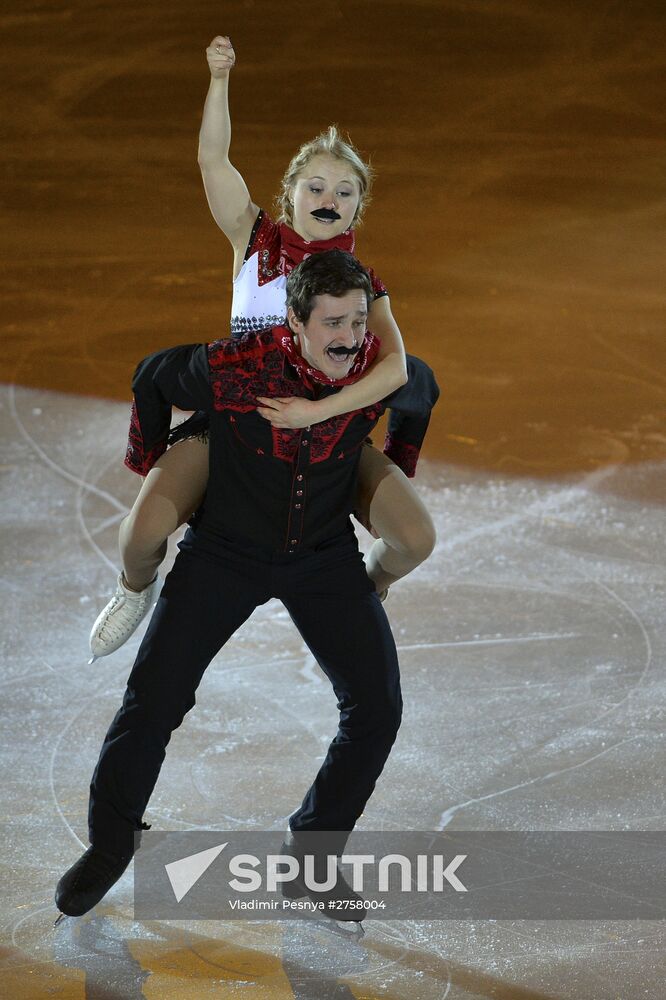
[2,384,665,998]
[2,0,666,995]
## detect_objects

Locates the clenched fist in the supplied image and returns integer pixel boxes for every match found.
[206,36,235,79]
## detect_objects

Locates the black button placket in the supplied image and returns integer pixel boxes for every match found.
[285,426,311,552]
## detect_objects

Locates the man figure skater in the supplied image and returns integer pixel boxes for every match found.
[56,250,438,918]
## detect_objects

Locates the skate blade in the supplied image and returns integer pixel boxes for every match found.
[54,912,67,928]
[281,890,365,938]
[88,655,99,665]
[310,915,365,939]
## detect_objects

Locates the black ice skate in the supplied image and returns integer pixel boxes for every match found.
[279,832,366,935]
[55,846,133,919]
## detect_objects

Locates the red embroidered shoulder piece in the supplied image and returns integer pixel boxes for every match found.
[207,330,286,412]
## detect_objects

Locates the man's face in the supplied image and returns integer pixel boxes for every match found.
[288,289,368,380]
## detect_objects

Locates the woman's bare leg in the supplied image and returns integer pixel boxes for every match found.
[119,438,210,590]
[356,444,436,594]
[89,438,210,659]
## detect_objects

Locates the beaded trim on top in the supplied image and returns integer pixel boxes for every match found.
[230,314,284,337]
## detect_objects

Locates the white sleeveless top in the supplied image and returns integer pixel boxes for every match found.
[231,252,287,337]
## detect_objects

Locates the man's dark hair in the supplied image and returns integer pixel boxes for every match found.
[286,249,373,323]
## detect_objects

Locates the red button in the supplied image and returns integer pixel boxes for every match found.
[296,490,303,496]
[297,474,303,481]
[302,440,309,446]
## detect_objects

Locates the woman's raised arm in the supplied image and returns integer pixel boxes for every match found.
[198,36,259,261]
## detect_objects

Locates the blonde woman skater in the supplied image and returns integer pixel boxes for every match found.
[90,35,438,658]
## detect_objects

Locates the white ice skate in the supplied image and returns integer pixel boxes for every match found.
[89,574,160,662]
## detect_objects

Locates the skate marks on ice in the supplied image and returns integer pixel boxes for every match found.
[7,384,128,517]
[436,575,653,830]
[381,456,663,838]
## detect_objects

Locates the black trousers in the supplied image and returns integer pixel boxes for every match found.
[88,528,402,855]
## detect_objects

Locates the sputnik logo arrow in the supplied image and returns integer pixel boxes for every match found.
[165,842,228,902]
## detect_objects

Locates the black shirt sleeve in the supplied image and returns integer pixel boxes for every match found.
[125,344,212,475]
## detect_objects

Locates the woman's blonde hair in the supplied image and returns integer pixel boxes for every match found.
[276,125,374,229]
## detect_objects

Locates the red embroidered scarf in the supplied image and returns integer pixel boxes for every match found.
[278,222,356,271]
[272,325,379,388]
